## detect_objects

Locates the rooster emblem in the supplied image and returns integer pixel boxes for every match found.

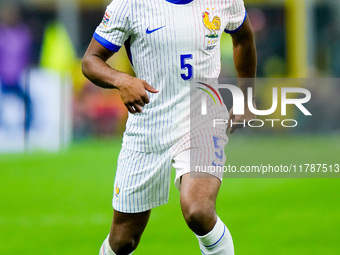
[202,11,221,38]
[115,183,120,197]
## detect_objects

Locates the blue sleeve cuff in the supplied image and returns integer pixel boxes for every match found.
[93,32,121,52]
[224,10,247,34]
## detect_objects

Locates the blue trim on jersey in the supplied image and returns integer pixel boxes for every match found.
[203,225,226,248]
[224,11,247,34]
[165,0,193,5]
[93,32,121,52]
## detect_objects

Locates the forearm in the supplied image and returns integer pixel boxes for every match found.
[82,54,128,90]
[82,36,158,114]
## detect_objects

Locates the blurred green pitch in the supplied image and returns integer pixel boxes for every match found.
[1,135,340,255]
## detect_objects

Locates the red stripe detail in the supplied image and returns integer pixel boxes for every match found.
[101,244,106,255]
[197,82,223,105]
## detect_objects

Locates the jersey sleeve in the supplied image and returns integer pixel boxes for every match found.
[224,0,247,34]
[94,0,131,52]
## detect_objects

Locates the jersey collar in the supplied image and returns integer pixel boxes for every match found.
[165,0,193,5]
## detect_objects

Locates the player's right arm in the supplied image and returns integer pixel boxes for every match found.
[82,39,158,114]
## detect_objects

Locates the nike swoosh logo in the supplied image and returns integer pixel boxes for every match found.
[146,26,165,34]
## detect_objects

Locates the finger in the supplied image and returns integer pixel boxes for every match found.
[141,94,150,104]
[229,115,239,134]
[126,104,136,114]
[230,122,243,134]
[132,104,143,113]
[229,122,236,134]
[230,116,246,134]
[144,82,159,93]
[227,109,234,133]
[135,99,145,107]
[227,116,232,130]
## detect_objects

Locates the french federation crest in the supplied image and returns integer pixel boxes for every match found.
[115,183,120,198]
[202,10,221,39]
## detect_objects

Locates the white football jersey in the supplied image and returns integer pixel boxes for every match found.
[94,0,246,152]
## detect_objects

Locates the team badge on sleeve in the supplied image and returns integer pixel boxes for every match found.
[101,12,111,28]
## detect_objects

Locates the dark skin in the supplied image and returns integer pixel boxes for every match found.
[82,16,256,255]
[181,16,257,235]
[228,16,257,133]
[82,39,159,114]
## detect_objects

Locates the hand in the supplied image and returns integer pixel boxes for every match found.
[227,100,256,134]
[116,74,159,114]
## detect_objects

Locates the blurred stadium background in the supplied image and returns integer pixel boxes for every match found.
[0,0,339,254]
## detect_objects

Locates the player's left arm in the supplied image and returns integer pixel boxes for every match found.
[228,16,257,134]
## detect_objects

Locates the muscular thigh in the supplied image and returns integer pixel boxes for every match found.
[180,172,221,206]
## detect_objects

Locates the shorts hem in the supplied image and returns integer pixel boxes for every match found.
[174,170,223,190]
[112,200,168,213]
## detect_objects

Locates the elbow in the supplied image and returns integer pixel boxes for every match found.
[81,55,90,79]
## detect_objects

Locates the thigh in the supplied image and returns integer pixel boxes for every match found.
[180,172,221,207]
[172,134,228,190]
[113,147,172,213]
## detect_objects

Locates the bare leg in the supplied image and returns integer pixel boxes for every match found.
[180,172,221,235]
[108,209,151,255]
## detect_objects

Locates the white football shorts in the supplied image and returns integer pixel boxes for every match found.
[112,132,228,213]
